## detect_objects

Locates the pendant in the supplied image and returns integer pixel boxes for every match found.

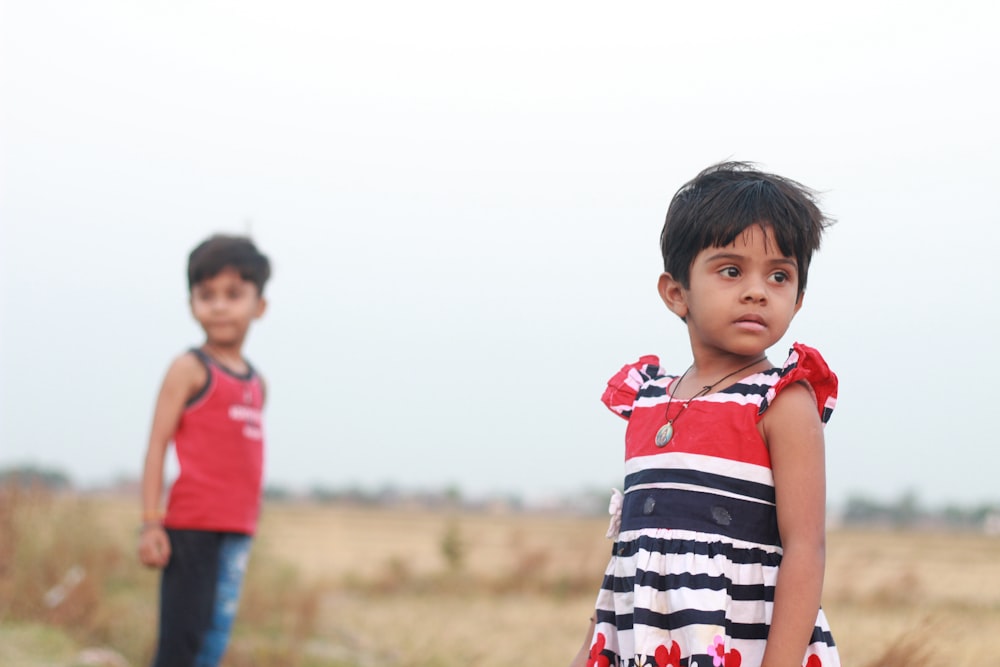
[655,421,674,447]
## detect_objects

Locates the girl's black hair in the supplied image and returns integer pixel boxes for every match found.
[188,234,271,294]
[660,161,831,295]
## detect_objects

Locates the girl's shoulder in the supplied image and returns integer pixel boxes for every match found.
[601,344,838,423]
[757,343,838,424]
[601,355,671,420]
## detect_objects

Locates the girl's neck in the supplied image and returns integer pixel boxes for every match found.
[674,354,771,399]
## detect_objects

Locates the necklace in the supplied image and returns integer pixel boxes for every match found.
[654,356,768,447]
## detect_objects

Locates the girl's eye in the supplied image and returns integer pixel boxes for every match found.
[721,267,740,278]
[771,272,789,284]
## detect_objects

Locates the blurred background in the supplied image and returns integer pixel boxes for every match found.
[1,1,999,664]
[3,0,998,512]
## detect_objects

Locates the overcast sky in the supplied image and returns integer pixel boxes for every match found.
[1,0,998,507]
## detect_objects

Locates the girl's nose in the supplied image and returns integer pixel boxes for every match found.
[742,282,767,303]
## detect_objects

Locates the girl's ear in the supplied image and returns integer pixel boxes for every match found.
[658,273,688,320]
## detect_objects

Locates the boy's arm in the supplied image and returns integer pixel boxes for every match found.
[759,381,827,667]
[138,352,206,569]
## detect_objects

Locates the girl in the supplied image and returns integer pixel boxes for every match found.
[572,162,840,667]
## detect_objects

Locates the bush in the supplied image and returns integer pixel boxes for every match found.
[0,489,326,666]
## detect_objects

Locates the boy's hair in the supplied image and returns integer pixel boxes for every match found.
[188,234,271,294]
[660,161,831,295]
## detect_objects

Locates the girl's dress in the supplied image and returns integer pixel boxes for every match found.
[589,343,840,667]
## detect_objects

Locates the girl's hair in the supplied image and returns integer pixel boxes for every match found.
[660,161,831,295]
[188,234,271,294]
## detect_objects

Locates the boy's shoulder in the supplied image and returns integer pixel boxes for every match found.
[168,348,207,372]
[160,349,210,395]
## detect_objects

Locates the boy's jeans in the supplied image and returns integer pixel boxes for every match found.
[194,533,252,667]
[154,530,252,667]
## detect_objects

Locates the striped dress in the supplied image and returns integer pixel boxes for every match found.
[588,343,840,667]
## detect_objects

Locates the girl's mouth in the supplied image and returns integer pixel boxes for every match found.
[734,316,766,331]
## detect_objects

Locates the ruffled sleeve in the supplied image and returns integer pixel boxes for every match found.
[757,343,838,424]
[601,355,663,421]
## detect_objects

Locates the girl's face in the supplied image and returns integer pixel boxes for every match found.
[660,224,803,362]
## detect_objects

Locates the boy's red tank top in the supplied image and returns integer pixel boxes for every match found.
[164,350,264,535]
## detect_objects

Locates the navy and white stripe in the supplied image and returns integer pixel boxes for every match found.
[591,344,840,667]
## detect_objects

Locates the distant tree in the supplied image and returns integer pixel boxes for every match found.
[263,485,292,501]
[307,485,341,503]
[440,519,465,571]
[891,490,921,527]
[842,494,887,524]
[0,465,72,491]
[941,504,972,527]
[443,484,463,505]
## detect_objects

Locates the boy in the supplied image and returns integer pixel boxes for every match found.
[138,234,270,667]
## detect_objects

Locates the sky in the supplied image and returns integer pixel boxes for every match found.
[1,0,998,508]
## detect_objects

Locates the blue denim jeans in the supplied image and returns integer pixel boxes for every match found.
[194,533,252,667]
[154,530,252,667]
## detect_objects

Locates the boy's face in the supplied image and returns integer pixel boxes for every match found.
[189,267,266,348]
[659,224,803,360]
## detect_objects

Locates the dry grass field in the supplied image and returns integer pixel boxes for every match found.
[3,492,1000,666]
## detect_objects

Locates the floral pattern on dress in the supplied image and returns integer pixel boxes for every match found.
[604,641,823,667]
[588,632,611,667]
[655,642,681,667]
[605,488,624,539]
[708,636,741,667]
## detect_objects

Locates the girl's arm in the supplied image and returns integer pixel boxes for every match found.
[138,352,206,569]
[568,615,596,667]
[759,381,827,667]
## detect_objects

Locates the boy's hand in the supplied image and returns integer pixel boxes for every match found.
[138,526,171,569]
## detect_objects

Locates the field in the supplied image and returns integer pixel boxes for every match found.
[2,491,999,666]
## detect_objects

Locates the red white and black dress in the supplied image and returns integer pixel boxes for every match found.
[588,343,840,667]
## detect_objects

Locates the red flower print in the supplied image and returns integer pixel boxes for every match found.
[804,656,822,667]
[709,636,726,667]
[654,641,681,667]
[708,636,741,667]
[588,632,610,667]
